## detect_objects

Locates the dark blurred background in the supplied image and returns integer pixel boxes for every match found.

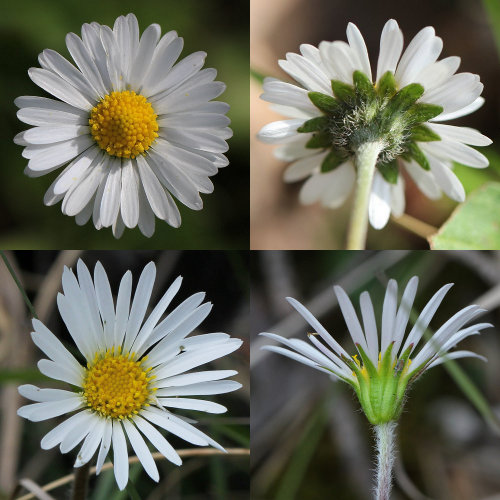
[0,250,249,499]
[0,0,249,249]
[251,0,500,249]
[251,250,500,499]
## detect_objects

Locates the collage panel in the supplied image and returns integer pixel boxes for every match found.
[251,0,500,250]
[0,250,249,499]
[251,250,500,499]
[2,0,249,249]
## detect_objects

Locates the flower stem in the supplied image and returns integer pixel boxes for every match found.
[346,141,383,250]
[374,422,397,500]
[71,463,90,500]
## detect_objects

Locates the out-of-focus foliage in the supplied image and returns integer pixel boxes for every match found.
[0,0,249,249]
[0,250,249,499]
[251,250,500,499]
[430,182,500,249]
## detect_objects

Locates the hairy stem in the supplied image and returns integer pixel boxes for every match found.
[374,422,397,500]
[346,141,383,250]
[71,463,90,500]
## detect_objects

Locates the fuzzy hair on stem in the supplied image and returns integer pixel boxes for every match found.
[375,422,397,500]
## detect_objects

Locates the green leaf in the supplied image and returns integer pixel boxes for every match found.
[406,103,443,123]
[410,125,441,142]
[388,83,425,113]
[306,131,331,149]
[331,80,355,103]
[376,71,397,97]
[307,91,339,114]
[297,115,329,133]
[320,150,344,172]
[406,142,430,170]
[429,182,500,249]
[353,70,375,99]
[250,68,266,85]
[377,160,399,184]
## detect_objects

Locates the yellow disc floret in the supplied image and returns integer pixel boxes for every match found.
[89,91,159,159]
[82,348,155,419]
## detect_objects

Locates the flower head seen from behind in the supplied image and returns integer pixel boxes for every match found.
[258,19,491,231]
[261,276,490,424]
[14,13,231,238]
[17,260,242,489]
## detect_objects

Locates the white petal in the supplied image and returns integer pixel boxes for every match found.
[112,421,129,490]
[96,420,113,475]
[432,97,484,122]
[283,152,325,182]
[123,262,156,351]
[18,385,77,403]
[427,124,492,146]
[258,119,304,144]
[122,420,159,482]
[381,279,398,354]
[156,380,241,396]
[18,396,83,422]
[37,359,84,387]
[392,276,418,357]
[359,291,378,365]
[279,53,332,93]
[376,19,403,81]
[133,415,182,465]
[41,410,94,450]
[346,22,371,80]
[93,261,115,347]
[160,370,237,387]
[403,160,441,200]
[368,171,391,229]
[75,418,106,467]
[421,140,489,168]
[100,158,122,227]
[426,155,465,202]
[390,175,405,217]
[120,159,140,228]
[261,345,335,376]
[158,398,227,414]
[426,350,487,369]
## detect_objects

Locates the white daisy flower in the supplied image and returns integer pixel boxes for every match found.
[17,259,242,490]
[258,19,491,234]
[261,276,491,424]
[14,13,231,238]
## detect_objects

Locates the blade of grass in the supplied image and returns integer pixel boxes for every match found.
[484,0,500,58]
[0,251,38,319]
[275,398,328,500]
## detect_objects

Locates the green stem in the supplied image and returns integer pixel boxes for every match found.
[346,141,383,250]
[0,251,38,319]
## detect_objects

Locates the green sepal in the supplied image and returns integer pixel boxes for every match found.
[353,70,376,100]
[377,160,399,185]
[297,116,330,133]
[376,71,397,97]
[331,79,356,103]
[410,125,441,142]
[307,92,339,114]
[320,150,344,172]
[388,83,425,114]
[406,103,443,123]
[355,344,379,378]
[306,131,331,149]
[406,142,430,170]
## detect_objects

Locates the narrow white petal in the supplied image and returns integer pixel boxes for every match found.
[421,140,489,168]
[425,350,487,370]
[41,410,93,450]
[160,370,237,387]
[376,19,404,81]
[368,171,391,229]
[96,420,113,475]
[133,415,182,466]
[257,119,304,144]
[392,276,418,358]
[381,279,398,354]
[156,380,241,396]
[359,291,379,365]
[122,420,159,482]
[426,155,465,202]
[18,385,77,403]
[158,398,227,414]
[112,421,129,490]
[432,97,484,122]
[427,124,492,146]
[346,22,371,80]
[75,418,106,467]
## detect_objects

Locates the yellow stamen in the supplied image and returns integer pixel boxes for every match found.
[82,349,153,419]
[89,90,159,159]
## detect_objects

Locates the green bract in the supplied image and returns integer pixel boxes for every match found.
[299,70,443,185]
[336,342,419,425]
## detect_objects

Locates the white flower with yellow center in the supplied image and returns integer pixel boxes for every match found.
[258,20,491,247]
[17,260,242,490]
[261,276,490,424]
[14,13,231,238]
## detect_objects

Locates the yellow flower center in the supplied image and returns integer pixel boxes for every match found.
[82,348,155,419]
[89,90,159,159]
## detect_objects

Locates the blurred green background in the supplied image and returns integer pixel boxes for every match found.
[0,0,249,249]
[251,250,500,499]
[0,250,249,499]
